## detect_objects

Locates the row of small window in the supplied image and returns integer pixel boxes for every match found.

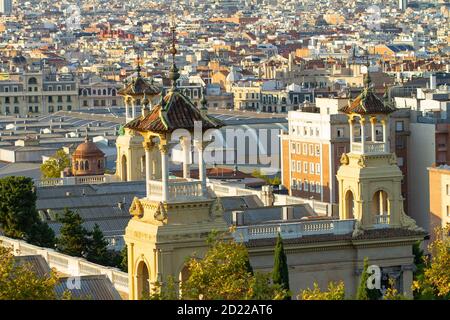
[292,160,321,174]
[2,96,72,104]
[291,179,321,193]
[238,92,260,100]
[82,89,117,96]
[2,85,73,92]
[74,159,104,170]
[291,143,321,157]
[2,105,71,114]
[82,99,117,107]
[291,126,321,137]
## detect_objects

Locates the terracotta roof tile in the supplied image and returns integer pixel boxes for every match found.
[125,90,224,133]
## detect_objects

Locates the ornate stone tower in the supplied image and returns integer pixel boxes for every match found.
[116,62,161,182]
[336,72,420,231]
[123,24,228,300]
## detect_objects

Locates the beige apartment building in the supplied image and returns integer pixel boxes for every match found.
[428,165,450,237]
[0,70,79,116]
[231,82,262,110]
[79,80,123,109]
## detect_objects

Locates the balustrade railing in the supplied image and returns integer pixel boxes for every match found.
[375,215,390,225]
[0,236,128,294]
[233,219,355,242]
[35,175,118,187]
[351,142,386,154]
[147,179,204,202]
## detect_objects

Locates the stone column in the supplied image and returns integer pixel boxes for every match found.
[131,100,136,119]
[159,143,169,202]
[360,116,366,153]
[143,141,154,198]
[128,242,135,300]
[348,118,354,151]
[381,117,389,153]
[181,137,191,179]
[125,98,129,121]
[370,116,377,142]
[195,140,207,196]
[401,265,414,298]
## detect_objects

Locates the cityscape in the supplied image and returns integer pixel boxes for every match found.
[0,0,449,305]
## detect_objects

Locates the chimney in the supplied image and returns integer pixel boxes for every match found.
[232,210,244,226]
[261,185,274,206]
[282,206,294,221]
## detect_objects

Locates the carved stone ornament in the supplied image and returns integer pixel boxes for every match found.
[340,153,349,165]
[357,156,366,168]
[129,197,144,218]
[400,210,424,232]
[389,153,398,165]
[352,220,365,238]
[154,202,168,222]
[210,197,224,218]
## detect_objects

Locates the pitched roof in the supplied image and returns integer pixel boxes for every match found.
[118,75,160,97]
[55,275,122,300]
[339,74,396,115]
[124,90,224,133]
[14,255,51,278]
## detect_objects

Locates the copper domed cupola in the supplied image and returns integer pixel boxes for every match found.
[72,136,106,176]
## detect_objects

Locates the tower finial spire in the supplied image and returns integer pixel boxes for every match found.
[168,15,180,91]
[136,52,142,77]
[363,49,372,89]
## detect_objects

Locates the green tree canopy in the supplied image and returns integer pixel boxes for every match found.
[119,244,128,273]
[272,233,290,299]
[299,281,345,300]
[356,257,382,300]
[40,149,70,179]
[86,224,109,265]
[413,225,450,299]
[56,209,90,257]
[180,232,286,300]
[0,246,59,300]
[0,176,55,248]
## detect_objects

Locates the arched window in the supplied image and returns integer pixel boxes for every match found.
[141,156,145,174]
[136,261,150,299]
[372,190,389,217]
[121,155,128,181]
[75,161,79,170]
[111,89,116,96]
[85,160,89,170]
[103,89,107,95]
[28,77,37,85]
[345,190,354,219]
[80,161,84,170]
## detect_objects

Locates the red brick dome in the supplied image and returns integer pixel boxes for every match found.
[73,137,105,158]
[72,137,106,176]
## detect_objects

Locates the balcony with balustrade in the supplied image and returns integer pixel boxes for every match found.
[146,178,207,202]
[351,141,386,154]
